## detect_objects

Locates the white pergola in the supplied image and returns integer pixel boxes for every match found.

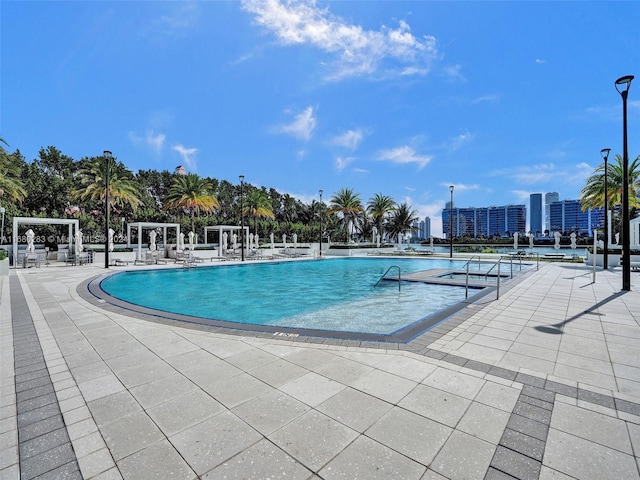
[204,225,249,257]
[12,217,79,267]
[126,222,181,260]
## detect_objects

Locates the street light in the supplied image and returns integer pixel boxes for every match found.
[449,185,454,258]
[239,175,245,261]
[615,74,634,291]
[318,189,323,258]
[104,151,112,269]
[600,148,611,269]
[0,206,5,245]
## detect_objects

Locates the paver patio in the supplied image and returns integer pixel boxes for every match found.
[1,259,639,479]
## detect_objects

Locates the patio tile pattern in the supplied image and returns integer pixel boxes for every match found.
[1,259,639,479]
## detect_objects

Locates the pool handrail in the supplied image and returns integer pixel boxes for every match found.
[374,265,401,291]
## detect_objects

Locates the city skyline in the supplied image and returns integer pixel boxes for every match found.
[2,1,638,237]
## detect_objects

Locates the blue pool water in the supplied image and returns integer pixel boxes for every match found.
[100,257,480,335]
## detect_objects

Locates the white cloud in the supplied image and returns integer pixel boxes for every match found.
[277,106,317,141]
[378,145,432,169]
[153,2,199,35]
[129,130,166,154]
[146,131,166,154]
[535,58,546,64]
[335,156,356,172]
[472,94,499,104]
[173,144,197,170]
[443,64,464,81]
[242,0,438,81]
[449,130,474,151]
[331,129,363,150]
[440,182,479,191]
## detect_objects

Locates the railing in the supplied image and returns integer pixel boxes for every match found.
[374,265,401,291]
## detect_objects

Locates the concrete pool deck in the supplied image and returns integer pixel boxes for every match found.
[1,260,639,479]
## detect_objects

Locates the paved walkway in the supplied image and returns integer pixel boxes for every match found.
[1,260,639,479]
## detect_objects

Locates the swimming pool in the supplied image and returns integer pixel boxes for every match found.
[97,257,491,339]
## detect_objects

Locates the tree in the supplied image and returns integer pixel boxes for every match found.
[72,154,142,217]
[580,153,640,231]
[163,173,219,233]
[386,202,419,244]
[328,188,364,242]
[21,147,77,216]
[0,138,26,204]
[367,193,396,241]
[243,188,275,234]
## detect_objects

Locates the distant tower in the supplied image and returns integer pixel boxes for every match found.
[545,192,559,233]
[174,165,186,175]
[530,193,542,235]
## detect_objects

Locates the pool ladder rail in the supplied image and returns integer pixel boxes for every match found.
[374,265,401,291]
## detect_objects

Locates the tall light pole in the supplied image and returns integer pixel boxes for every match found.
[600,148,611,269]
[449,185,454,258]
[0,206,5,245]
[104,151,112,269]
[239,175,245,261]
[615,75,633,291]
[318,189,323,258]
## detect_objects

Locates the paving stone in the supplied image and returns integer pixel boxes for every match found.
[545,380,578,398]
[513,401,552,425]
[499,428,545,461]
[19,427,70,460]
[16,376,51,393]
[17,402,61,428]
[16,383,55,403]
[615,398,640,416]
[20,443,77,478]
[516,372,546,388]
[27,460,82,480]
[521,385,555,403]
[518,394,554,411]
[442,354,468,366]
[577,389,615,409]
[463,359,492,373]
[506,414,549,442]
[16,392,58,415]
[484,466,519,479]
[18,414,66,443]
[488,366,518,381]
[490,445,541,480]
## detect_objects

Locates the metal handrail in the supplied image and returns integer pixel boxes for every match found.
[463,255,483,273]
[374,265,401,291]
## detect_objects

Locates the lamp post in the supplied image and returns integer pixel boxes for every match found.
[104,151,112,269]
[120,217,125,238]
[239,175,245,261]
[318,189,323,258]
[0,206,5,245]
[600,148,611,269]
[449,185,454,258]
[615,75,634,291]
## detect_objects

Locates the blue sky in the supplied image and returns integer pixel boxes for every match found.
[2,1,639,236]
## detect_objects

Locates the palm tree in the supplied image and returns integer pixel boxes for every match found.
[243,189,274,234]
[72,155,141,214]
[0,138,26,204]
[580,153,640,222]
[367,193,396,242]
[163,173,219,233]
[328,188,364,242]
[386,202,419,245]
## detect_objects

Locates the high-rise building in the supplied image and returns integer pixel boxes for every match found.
[548,199,604,236]
[530,193,543,235]
[442,204,526,238]
[412,217,432,240]
[545,192,559,233]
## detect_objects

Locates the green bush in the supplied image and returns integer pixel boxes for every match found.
[0,249,7,260]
